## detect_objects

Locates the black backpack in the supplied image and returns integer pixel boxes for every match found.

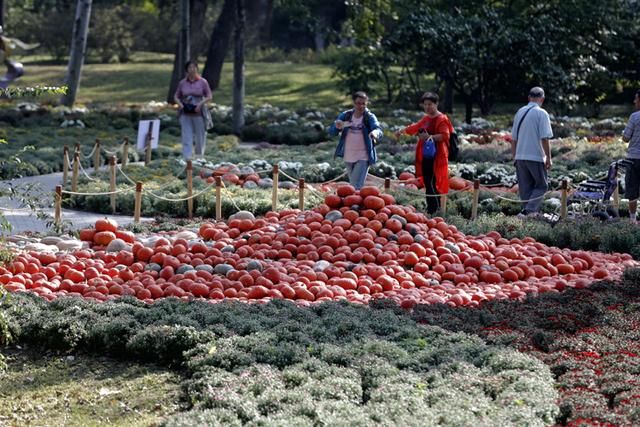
[448,132,459,162]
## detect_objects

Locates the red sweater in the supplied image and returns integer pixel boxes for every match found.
[404,113,452,195]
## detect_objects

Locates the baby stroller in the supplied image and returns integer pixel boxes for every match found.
[567,159,633,220]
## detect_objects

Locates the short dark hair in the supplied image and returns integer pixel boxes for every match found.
[352,91,368,101]
[420,92,439,104]
[184,60,198,72]
[635,89,640,99]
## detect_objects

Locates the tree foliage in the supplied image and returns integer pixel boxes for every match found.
[334,0,640,118]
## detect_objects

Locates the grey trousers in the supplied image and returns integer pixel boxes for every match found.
[179,114,206,159]
[515,160,548,213]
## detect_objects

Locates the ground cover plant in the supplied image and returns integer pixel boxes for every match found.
[2,274,640,425]
[0,349,184,426]
[1,293,559,426]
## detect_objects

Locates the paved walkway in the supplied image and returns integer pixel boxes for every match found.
[1,171,152,236]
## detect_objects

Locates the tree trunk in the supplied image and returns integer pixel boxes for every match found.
[464,96,473,124]
[245,0,273,48]
[313,20,326,52]
[442,76,454,114]
[202,0,235,91]
[190,0,209,58]
[232,0,245,134]
[258,0,274,48]
[167,0,191,104]
[61,0,92,107]
[0,0,5,27]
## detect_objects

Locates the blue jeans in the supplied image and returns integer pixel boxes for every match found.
[345,160,369,190]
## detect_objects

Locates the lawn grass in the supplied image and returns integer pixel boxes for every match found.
[0,348,184,426]
[14,54,346,110]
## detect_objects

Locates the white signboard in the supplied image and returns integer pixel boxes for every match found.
[136,119,160,151]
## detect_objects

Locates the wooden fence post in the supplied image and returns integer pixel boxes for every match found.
[122,137,129,168]
[134,182,143,223]
[560,179,568,220]
[215,176,222,220]
[384,178,391,192]
[93,139,101,173]
[54,185,62,226]
[471,179,480,220]
[298,178,305,210]
[272,164,279,212]
[72,152,79,192]
[187,160,193,219]
[109,156,117,214]
[62,145,69,186]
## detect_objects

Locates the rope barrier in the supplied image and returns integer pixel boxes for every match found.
[320,171,348,184]
[393,182,473,198]
[77,158,97,181]
[81,144,97,159]
[144,179,218,202]
[116,164,138,185]
[220,181,242,213]
[0,206,35,212]
[62,187,134,196]
[101,141,126,156]
[278,168,303,184]
[304,183,329,197]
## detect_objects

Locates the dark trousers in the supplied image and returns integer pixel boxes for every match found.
[422,157,440,214]
[515,160,548,213]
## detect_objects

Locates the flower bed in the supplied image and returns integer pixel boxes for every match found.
[3,185,636,307]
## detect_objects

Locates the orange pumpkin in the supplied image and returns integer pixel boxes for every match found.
[93,231,116,246]
[359,186,381,198]
[95,218,118,233]
[363,195,385,210]
[79,228,96,242]
[449,177,469,191]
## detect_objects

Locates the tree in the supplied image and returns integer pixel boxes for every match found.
[202,0,235,91]
[232,0,245,134]
[60,0,92,107]
[167,0,190,104]
[272,0,347,51]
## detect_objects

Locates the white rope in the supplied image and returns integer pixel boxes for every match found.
[116,164,138,185]
[78,158,97,181]
[81,144,97,159]
[278,168,303,184]
[62,187,134,196]
[0,206,34,212]
[220,181,242,212]
[143,179,217,202]
[101,141,126,157]
[304,183,327,197]
[319,171,348,184]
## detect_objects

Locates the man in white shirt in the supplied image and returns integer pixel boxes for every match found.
[511,87,554,216]
[622,89,640,222]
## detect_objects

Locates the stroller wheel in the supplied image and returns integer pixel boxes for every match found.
[592,211,609,221]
